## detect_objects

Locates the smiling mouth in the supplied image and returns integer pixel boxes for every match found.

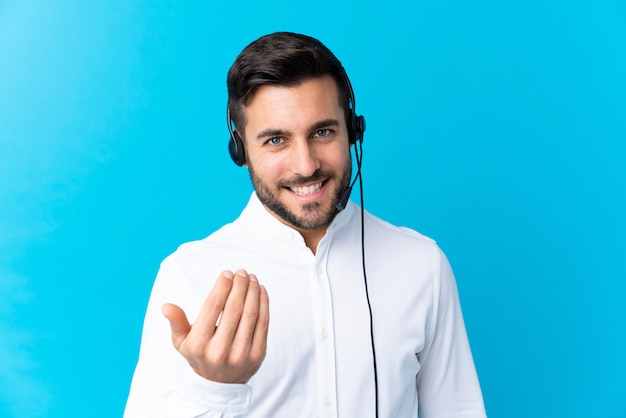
[289,181,324,196]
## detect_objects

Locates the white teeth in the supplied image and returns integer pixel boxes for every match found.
[291,182,322,196]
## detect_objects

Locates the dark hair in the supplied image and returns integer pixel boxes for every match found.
[227,32,352,134]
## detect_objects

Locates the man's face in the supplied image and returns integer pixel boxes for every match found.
[241,75,352,234]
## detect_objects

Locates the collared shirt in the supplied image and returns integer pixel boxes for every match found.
[125,193,486,417]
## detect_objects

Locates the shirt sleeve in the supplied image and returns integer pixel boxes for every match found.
[416,248,487,417]
[124,258,253,418]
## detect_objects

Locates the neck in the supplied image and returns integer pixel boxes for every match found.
[299,228,326,255]
[259,202,332,255]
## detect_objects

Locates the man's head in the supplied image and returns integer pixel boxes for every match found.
[226,32,364,246]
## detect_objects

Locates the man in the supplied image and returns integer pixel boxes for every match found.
[125,32,486,417]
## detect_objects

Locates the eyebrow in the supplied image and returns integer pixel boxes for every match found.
[255,119,341,142]
[310,119,340,131]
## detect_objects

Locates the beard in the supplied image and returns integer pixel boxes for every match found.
[248,158,352,231]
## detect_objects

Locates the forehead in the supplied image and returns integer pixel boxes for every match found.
[243,76,343,129]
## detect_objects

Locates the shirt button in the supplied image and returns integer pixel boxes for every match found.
[316,266,324,275]
[324,397,332,407]
[236,391,247,398]
[321,329,329,340]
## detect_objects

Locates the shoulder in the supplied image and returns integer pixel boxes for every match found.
[175,222,238,255]
[158,220,245,277]
[363,210,440,254]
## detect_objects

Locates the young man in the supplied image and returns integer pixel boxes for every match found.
[125,32,486,417]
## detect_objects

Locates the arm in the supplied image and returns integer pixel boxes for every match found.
[416,249,487,417]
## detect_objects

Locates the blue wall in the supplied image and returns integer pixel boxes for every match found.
[1,1,624,416]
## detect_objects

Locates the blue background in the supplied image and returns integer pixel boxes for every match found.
[1,1,624,417]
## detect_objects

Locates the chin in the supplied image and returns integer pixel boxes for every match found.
[267,190,340,231]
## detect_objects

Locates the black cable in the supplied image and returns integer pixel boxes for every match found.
[355,139,379,418]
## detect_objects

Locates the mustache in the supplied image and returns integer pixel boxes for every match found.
[280,170,333,188]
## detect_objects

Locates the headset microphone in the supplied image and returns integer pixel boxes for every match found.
[336,139,364,212]
[336,186,353,211]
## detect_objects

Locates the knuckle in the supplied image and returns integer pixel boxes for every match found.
[185,339,206,357]
[228,351,247,366]
[224,301,244,317]
[206,299,225,315]
[243,305,259,321]
[249,346,267,364]
[207,348,229,366]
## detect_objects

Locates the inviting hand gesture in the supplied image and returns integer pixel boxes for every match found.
[162,269,269,383]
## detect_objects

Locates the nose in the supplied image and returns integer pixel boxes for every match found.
[291,139,320,177]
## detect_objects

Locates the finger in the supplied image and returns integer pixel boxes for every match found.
[230,273,261,354]
[250,284,270,361]
[188,270,235,341]
[212,269,251,345]
[162,303,191,350]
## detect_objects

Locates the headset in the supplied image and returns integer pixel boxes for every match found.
[226,73,379,417]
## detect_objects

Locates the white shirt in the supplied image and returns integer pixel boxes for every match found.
[125,193,486,417]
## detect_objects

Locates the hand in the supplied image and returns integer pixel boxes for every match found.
[162,269,269,383]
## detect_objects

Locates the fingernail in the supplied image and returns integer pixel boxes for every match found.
[223,270,234,279]
[235,269,248,277]
[249,274,258,282]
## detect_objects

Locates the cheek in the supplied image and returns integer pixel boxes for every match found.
[250,155,287,184]
[326,145,351,170]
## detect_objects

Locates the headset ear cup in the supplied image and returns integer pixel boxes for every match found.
[228,131,246,166]
[354,114,366,144]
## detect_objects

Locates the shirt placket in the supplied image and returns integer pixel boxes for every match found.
[312,250,338,418]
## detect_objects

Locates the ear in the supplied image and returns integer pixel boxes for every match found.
[228,130,246,166]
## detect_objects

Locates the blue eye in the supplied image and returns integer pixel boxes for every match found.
[315,129,329,137]
[267,137,283,145]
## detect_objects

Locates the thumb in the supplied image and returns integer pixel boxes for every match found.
[162,303,191,350]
